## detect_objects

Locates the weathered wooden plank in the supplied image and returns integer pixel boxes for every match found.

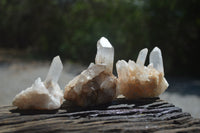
[0,98,200,133]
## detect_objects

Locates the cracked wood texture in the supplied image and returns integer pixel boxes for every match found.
[0,98,200,133]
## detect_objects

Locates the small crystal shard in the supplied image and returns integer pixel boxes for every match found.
[12,56,64,110]
[64,37,117,106]
[116,47,168,99]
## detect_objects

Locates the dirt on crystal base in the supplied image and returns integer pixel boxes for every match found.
[0,98,200,133]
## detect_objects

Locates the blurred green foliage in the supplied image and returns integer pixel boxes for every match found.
[0,0,200,76]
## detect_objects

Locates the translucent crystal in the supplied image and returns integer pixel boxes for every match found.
[95,37,114,73]
[116,47,168,99]
[45,56,63,84]
[12,56,64,110]
[136,48,148,66]
[64,37,117,106]
[116,60,129,82]
[149,47,164,74]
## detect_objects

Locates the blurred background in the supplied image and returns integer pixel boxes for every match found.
[0,0,199,117]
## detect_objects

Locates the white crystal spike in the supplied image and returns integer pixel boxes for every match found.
[95,37,114,73]
[149,47,164,74]
[45,56,63,83]
[136,48,148,66]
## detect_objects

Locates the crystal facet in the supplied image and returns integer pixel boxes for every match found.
[136,48,148,66]
[150,47,164,74]
[116,47,168,99]
[95,37,114,73]
[45,56,63,84]
[12,56,64,110]
[64,37,117,106]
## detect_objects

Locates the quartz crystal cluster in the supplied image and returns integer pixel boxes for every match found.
[116,47,169,99]
[64,37,117,106]
[13,56,64,110]
[12,37,169,109]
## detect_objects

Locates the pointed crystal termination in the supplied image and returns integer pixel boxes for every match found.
[136,48,148,66]
[45,56,63,84]
[95,37,114,73]
[64,37,117,107]
[116,47,168,99]
[12,56,64,110]
[150,47,164,74]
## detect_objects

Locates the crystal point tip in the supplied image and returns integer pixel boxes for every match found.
[45,56,63,83]
[136,48,148,66]
[149,47,164,74]
[152,46,160,52]
[95,37,114,73]
[98,37,112,48]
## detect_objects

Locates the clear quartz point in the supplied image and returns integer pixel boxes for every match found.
[149,47,164,74]
[45,56,63,84]
[64,37,117,106]
[12,56,64,110]
[95,37,114,73]
[136,48,148,66]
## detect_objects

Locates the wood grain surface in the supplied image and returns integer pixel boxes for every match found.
[0,98,200,133]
